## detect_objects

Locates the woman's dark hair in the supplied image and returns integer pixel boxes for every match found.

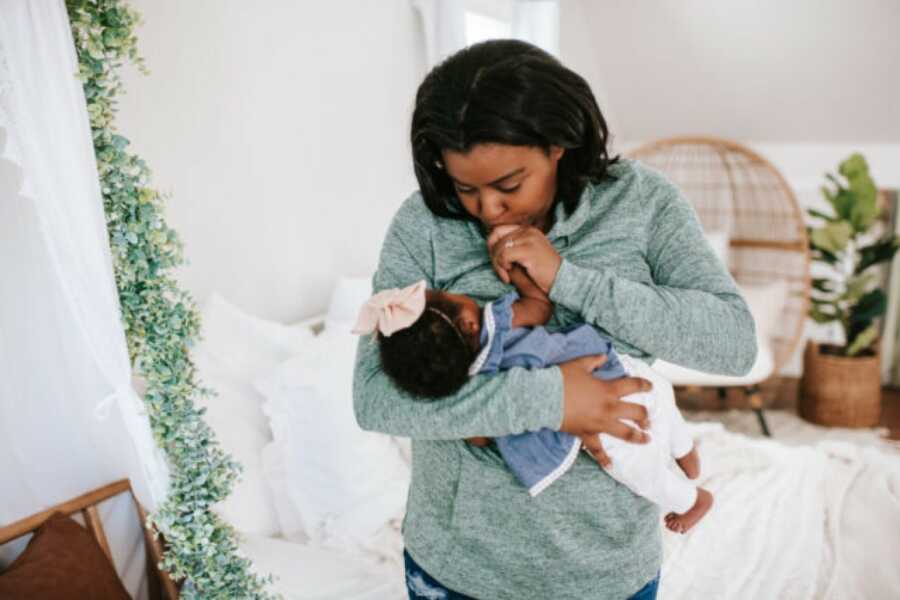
[378,295,477,401]
[411,38,620,223]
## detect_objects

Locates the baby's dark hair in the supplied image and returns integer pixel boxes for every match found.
[378,295,477,401]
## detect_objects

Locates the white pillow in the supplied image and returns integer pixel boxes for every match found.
[191,345,281,536]
[200,292,316,381]
[254,328,410,550]
[736,280,789,342]
[260,439,310,543]
[704,229,731,269]
[325,275,374,333]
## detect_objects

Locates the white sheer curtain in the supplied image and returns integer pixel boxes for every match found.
[0,1,170,597]
[511,0,559,57]
[412,0,560,69]
[411,0,467,69]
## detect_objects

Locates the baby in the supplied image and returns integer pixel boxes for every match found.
[353,264,714,534]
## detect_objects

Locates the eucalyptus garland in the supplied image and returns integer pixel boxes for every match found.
[65,2,278,598]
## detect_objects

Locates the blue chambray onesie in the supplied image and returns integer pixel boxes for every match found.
[470,289,698,512]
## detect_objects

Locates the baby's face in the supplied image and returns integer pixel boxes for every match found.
[426,290,482,355]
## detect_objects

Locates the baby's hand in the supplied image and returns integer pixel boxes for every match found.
[466,436,492,447]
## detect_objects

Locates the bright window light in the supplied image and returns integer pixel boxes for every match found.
[465,11,511,45]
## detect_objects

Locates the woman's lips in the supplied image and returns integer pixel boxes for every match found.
[488,219,529,229]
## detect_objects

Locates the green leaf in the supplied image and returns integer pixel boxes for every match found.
[855,235,900,275]
[811,278,836,293]
[838,153,879,232]
[810,304,840,323]
[828,189,856,223]
[848,288,887,324]
[806,208,838,222]
[810,221,853,253]
[841,272,878,303]
[847,322,878,356]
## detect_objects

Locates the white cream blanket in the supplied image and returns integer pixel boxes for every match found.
[660,421,900,599]
[267,418,900,599]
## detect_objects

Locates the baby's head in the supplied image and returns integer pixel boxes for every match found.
[353,281,483,400]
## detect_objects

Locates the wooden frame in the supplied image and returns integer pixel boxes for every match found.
[0,478,180,600]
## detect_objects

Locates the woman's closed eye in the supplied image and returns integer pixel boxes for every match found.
[456,184,521,195]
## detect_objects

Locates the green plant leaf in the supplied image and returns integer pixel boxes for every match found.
[837,153,879,232]
[848,288,887,324]
[841,271,878,303]
[855,235,900,274]
[810,304,840,323]
[810,221,853,253]
[811,277,836,293]
[847,322,878,356]
[806,208,838,223]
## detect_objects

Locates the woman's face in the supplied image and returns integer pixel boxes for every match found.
[440,143,565,234]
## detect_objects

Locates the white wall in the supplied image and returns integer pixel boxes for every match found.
[118,0,425,323]
[119,1,899,376]
[562,0,900,144]
[561,1,900,376]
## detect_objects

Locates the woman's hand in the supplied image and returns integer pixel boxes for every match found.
[558,354,653,469]
[486,225,562,295]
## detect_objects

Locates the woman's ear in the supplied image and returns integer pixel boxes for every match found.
[550,145,565,162]
[459,316,478,337]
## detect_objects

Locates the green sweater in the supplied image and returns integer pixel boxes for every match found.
[352,158,757,599]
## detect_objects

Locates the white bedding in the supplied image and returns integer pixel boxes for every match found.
[237,419,900,600]
[661,421,900,600]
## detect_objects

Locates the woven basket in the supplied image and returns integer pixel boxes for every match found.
[799,339,882,427]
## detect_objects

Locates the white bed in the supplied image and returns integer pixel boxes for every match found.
[192,279,900,600]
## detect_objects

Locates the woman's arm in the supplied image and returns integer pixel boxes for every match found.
[548,170,758,376]
[354,194,654,453]
[352,199,564,440]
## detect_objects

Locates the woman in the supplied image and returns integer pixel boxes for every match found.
[352,39,757,599]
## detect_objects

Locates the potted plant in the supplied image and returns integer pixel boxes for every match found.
[801,153,900,427]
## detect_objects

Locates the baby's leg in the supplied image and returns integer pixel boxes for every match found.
[664,487,714,534]
[626,356,700,479]
[597,431,699,518]
[661,389,701,479]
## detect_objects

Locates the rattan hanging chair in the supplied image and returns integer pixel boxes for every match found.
[626,136,811,435]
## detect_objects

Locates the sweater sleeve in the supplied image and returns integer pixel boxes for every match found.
[547,168,758,376]
[352,195,565,439]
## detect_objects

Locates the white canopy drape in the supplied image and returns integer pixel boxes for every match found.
[0,1,171,597]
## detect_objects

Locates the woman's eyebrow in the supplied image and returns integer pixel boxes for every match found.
[451,167,525,187]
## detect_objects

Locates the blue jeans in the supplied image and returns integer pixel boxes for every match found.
[404,548,660,599]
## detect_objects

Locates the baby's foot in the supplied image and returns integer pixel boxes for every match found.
[664,488,713,534]
[675,444,700,480]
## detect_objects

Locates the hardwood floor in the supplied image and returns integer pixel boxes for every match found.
[673,378,900,441]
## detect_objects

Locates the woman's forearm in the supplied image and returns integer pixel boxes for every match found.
[352,198,564,440]
[353,328,564,439]
[548,184,757,377]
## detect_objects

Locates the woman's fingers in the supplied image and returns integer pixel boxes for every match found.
[605,419,651,444]
[610,401,651,431]
[574,353,608,373]
[612,376,653,397]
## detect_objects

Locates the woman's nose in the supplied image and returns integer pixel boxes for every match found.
[479,192,507,222]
